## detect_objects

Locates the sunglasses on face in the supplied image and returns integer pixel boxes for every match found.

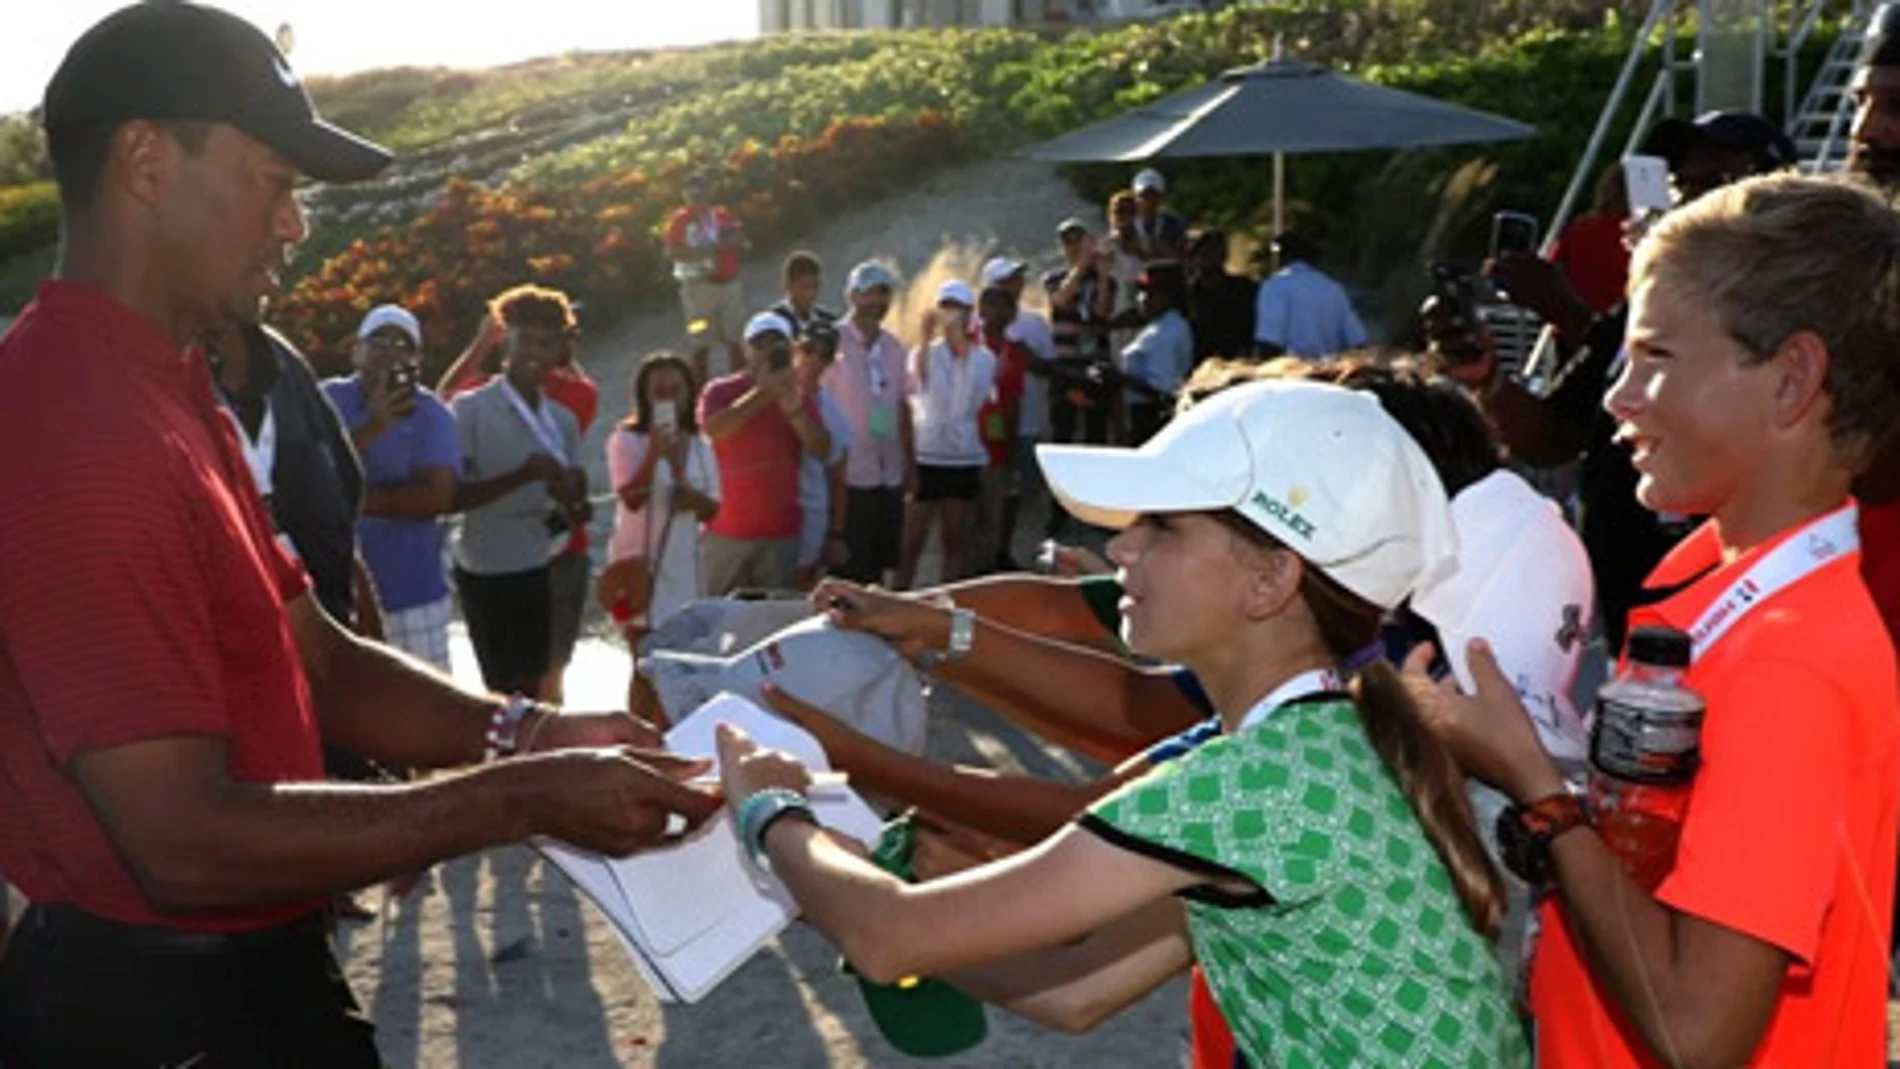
[367,333,417,353]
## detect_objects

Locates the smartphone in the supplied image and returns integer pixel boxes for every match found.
[385,361,419,402]
[1623,154,1673,217]
[1489,211,1540,260]
[766,338,791,373]
[653,399,678,434]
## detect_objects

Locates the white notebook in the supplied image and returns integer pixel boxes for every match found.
[537,692,884,1003]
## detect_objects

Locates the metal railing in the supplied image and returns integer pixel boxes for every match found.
[1525,0,1867,378]
[1541,0,1686,260]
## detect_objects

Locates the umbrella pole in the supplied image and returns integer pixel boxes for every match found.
[1272,151,1286,268]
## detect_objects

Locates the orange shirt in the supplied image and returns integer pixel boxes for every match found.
[1530,504,1899,1067]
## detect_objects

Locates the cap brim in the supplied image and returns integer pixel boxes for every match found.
[241,116,392,183]
[852,975,987,1057]
[1036,444,1230,530]
[1638,117,1695,167]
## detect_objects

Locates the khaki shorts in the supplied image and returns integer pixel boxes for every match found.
[679,277,746,348]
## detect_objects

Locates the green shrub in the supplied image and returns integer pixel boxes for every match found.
[0,183,59,263]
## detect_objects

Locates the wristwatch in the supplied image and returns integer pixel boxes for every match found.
[944,607,977,662]
[1496,791,1592,884]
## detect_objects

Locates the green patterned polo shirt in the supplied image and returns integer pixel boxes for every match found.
[1083,695,1528,1069]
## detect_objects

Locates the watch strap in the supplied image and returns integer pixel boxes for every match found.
[1500,791,1592,884]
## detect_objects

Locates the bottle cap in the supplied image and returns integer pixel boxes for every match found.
[1626,626,1692,668]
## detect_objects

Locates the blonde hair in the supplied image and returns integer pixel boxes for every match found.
[1630,173,1900,474]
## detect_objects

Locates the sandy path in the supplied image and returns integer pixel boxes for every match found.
[338,627,1187,1068]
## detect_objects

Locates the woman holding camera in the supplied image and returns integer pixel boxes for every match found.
[604,353,721,699]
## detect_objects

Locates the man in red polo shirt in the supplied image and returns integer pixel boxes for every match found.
[0,6,717,1065]
[698,310,831,594]
[1414,174,1900,1066]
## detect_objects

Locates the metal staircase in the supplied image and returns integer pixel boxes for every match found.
[1517,0,1878,381]
[1786,1,1874,173]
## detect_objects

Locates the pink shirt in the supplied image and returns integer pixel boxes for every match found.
[697,373,809,540]
[823,320,911,490]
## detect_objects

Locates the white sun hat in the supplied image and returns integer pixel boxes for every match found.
[1035,379,1457,610]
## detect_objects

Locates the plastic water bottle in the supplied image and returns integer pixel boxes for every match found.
[1588,626,1705,892]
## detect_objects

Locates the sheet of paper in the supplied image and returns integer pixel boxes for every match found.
[537,692,887,1003]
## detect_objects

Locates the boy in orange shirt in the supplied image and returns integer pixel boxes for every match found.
[1415,173,1900,1066]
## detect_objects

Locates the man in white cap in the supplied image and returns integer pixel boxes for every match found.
[898,280,996,588]
[1128,167,1188,262]
[699,310,832,594]
[323,304,462,670]
[825,261,916,585]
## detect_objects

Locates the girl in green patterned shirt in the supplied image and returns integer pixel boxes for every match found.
[718,380,1528,1067]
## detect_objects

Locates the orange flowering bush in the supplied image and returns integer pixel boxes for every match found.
[274,111,962,373]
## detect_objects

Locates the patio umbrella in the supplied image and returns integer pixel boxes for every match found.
[1022,56,1538,236]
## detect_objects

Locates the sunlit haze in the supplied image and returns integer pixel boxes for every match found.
[3,1,760,115]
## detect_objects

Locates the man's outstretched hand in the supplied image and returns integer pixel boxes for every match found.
[518,747,720,857]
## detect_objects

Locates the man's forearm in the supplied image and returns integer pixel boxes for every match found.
[1476,375,1588,468]
[364,479,456,519]
[146,764,538,909]
[931,577,1117,650]
[436,339,494,397]
[453,466,535,512]
[702,388,770,441]
[939,620,1198,763]
[299,611,500,769]
[350,422,391,456]
[840,739,1107,845]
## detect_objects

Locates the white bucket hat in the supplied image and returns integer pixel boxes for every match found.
[1035,379,1457,610]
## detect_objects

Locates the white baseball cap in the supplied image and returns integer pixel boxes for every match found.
[357,304,421,346]
[979,257,1026,287]
[744,310,794,343]
[845,260,898,296]
[936,279,977,308]
[1036,379,1457,610]
[1132,168,1166,194]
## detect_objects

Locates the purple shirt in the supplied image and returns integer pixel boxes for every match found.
[823,320,911,489]
[322,375,461,612]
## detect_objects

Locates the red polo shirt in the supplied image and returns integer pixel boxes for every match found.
[0,282,325,932]
[1530,504,1898,1066]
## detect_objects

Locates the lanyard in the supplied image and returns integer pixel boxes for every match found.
[853,326,889,396]
[1236,668,1346,732]
[1686,504,1859,659]
[501,381,568,465]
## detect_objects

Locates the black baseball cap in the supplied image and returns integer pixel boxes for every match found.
[1640,110,1796,175]
[1858,3,1900,77]
[42,1,391,184]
